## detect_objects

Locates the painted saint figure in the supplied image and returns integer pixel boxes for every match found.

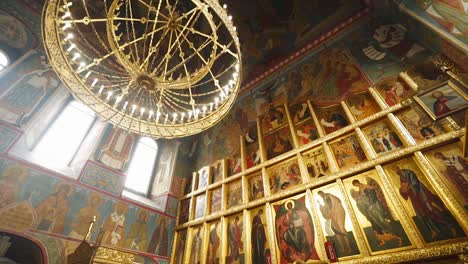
[190,228,202,264]
[208,222,220,264]
[251,209,267,264]
[148,217,169,255]
[392,166,458,240]
[433,151,468,202]
[101,202,128,246]
[125,210,149,251]
[98,127,135,171]
[350,179,402,247]
[317,191,351,255]
[35,183,74,234]
[227,216,243,263]
[69,193,103,239]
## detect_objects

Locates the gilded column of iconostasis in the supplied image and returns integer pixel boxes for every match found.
[171,22,468,264]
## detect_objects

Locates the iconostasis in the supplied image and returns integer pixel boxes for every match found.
[172,56,468,264]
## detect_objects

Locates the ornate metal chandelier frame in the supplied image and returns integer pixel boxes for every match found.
[42,0,241,138]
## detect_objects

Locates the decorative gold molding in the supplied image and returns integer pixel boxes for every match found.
[93,247,134,264]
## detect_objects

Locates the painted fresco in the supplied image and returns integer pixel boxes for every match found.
[345,22,431,83]
[227,154,242,177]
[400,1,468,46]
[0,50,61,126]
[302,147,330,178]
[189,225,204,264]
[79,161,126,196]
[397,104,451,143]
[94,125,136,171]
[330,134,367,169]
[315,105,349,135]
[342,171,412,253]
[406,60,449,90]
[290,102,311,125]
[261,104,287,135]
[210,159,224,184]
[247,172,264,202]
[227,179,243,208]
[173,230,187,264]
[272,194,319,263]
[245,124,261,169]
[226,213,245,264]
[0,122,21,152]
[197,167,210,190]
[312,184,360,258]
[374,75,415,106]
[267,158,302,194]
[0,10,38,62]
[424,141,468,206]
[250,206,272,264]
[295,118,319,146]
[194,194,206,219]
[178,199,190,225]
[383,158,465,243]
[207,221,222,264]
[346,92,381,121]
[151,142,178,196]
[166,195,178,218]
[362,119,404,155]
[0,157,175,257]
[230,0,365,83]
[264,126,293,160]
[210,187,222,214]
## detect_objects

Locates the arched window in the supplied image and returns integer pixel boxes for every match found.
[125,137,158,194]
[0,49,9,72]
[33,100,96,166]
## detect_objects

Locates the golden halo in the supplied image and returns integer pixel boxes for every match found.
[284,200,295,211]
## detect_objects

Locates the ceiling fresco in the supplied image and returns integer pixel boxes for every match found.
[228,0,367,83]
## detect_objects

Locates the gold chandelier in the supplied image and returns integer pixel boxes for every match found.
[42,0,241,138]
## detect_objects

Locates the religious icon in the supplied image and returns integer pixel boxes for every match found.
[315,105,349,135]
[329,134,367,169]
[289,101,311,125]
[363,120,403,155]
[313,184,360,258]
[264,127,293,160]
[250,207,272,264]
[343,172,412,252]
[178,198,190,225]
[272,194,319,263]
[210,187,222,214]
[295,118,319,146]
[173,230,187,264]
[148,216,169,255]
[425,141,468,205]
[189,225,204,264]
[245,124,261,169]
[97,126,136,171]
[375,75,414,106]
[194,194,206,219]
[267,158,302,194]
[384,159,466,243]
[227,179,243,208]
[226,213,245,264]
[207,221,222,264]
[197,166,210,190]
[35,182,74,234]
[261,104,287,134]
[414,81,468,120]
[405,60,448,90]
[346,92,380,121]
[247,172,264,201]
[101,201,128,247]
[302,147,330,178]
[211,160,225,184]
[227,154,242,177]
[397,104,452,143]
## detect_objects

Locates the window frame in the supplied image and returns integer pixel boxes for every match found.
[31,98,98,167]
[123,136,159,197]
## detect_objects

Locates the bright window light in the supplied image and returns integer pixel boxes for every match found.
[125,137,158,194]
[34,100,96,166]
[0,50,9,72]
